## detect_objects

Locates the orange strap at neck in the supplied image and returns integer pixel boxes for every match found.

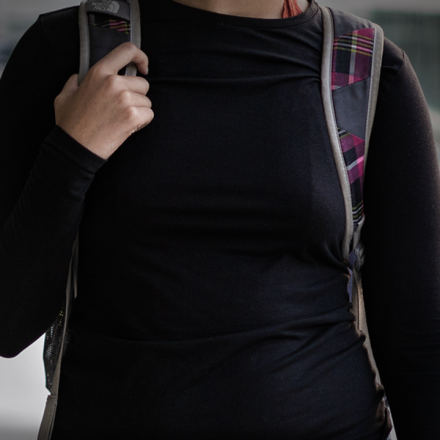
[283,0,302,17]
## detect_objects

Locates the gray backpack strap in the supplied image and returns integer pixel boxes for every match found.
[321,6,397,440]
[38,235,78,440]
[321,5,383,263]
[79,0,142,84]
[321,5,384,351]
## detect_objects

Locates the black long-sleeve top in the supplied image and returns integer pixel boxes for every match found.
[1,1,440,439]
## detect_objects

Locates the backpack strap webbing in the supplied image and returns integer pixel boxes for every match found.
[320,2,384,363]
[321,6,384,264]
[321,3,384,355]
[78,0,141,84]
[321,4,384,346]
[38,235,78,440]
[321,7,397,440]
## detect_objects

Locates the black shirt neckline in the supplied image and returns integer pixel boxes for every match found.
[163,0,319,28]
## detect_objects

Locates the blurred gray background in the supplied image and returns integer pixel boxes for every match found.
[1,0,439,439]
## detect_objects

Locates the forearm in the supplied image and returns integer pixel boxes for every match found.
[0,127,105,357]
[0,15,106,357]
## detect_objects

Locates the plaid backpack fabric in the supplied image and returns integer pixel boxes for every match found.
[39,2,395,439]
[332,27,377,229]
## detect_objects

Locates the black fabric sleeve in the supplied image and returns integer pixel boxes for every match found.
[362,43,440,439]
[0,15,107,358]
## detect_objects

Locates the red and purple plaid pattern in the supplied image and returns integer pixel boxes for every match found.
[338,128,365,223]
[92,19,130,34]
[332,28,376,226]
[332,29,375,91]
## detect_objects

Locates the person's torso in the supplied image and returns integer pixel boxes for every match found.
[47,1,390,438]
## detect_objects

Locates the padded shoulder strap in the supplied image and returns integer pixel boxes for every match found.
[320,11,397,439]
[320,0,384,379]
[78,0,141,84]
[320,6,384,261]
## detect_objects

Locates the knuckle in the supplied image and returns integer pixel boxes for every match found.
[106,74,121,90]
[89,63,103,79]
[119,90,132,106]
[126,106,138,122]
[122,41,137,52]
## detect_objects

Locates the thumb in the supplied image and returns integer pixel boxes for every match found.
[54,74,80,120]
[61,74,79,97]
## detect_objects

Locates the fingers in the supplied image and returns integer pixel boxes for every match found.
[118,89,152,109]
[54,74,79,111]
[93,42,149,76]
[130,107,155,134]
[121,75,150,96]
[55,42,154,160]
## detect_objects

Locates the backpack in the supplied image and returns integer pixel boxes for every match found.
[38,1,395,439]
